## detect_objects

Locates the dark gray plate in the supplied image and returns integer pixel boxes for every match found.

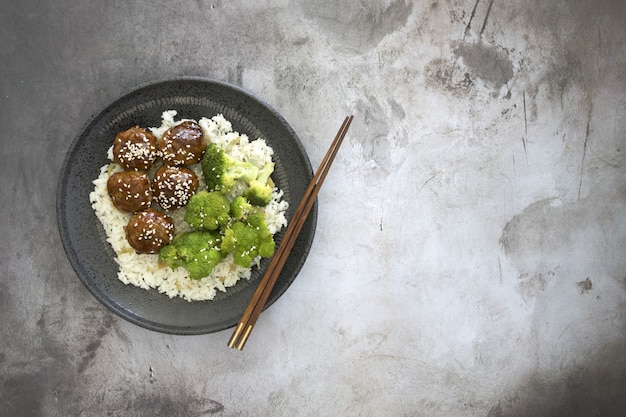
[57,78,316,335]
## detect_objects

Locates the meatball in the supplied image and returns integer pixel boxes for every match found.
[152,165,199,210]
[125,209,175,254]
[107,171,153,213]
[159,120,206,166]
[112,126,159,171]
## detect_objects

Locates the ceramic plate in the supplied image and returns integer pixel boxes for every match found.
[57,78,316,335]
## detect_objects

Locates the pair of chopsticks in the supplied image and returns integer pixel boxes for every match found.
[228,115,354,350]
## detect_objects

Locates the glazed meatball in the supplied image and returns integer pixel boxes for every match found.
[107,171,153,213]
[159,120,206,166]
[112,126,159,171]
[125,209,175,254]
[152,165,199,210]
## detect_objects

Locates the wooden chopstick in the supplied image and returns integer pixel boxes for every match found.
[228,115,354,350]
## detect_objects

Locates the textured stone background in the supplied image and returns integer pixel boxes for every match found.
[1,0,625,416]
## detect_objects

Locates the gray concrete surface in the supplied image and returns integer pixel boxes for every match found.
[2,0,625,416]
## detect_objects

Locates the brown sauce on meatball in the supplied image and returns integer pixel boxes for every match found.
[152,165,199,210]
[107,171,153,213]
[125,209,175,254]
[159,120,206,166]
[113,126,159,171]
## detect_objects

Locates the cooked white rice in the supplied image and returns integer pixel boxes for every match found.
[89,111,289,302]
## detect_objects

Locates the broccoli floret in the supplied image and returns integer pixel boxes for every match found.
[159,230,224,280]
[229,195,268,220]
[220,213,275,268]
[243,161,275,207]
[184,190,230,230]
[248,214,276,258]
[201,143,260,193]
[230,195,254,220]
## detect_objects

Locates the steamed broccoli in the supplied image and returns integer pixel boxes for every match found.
[201,143,260,193]
[243,161,275,207]
[220,213,275,268]
[230,195,261,220]
[159,230,224,280]
[247,213,276,258]
[184,190,230,230]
